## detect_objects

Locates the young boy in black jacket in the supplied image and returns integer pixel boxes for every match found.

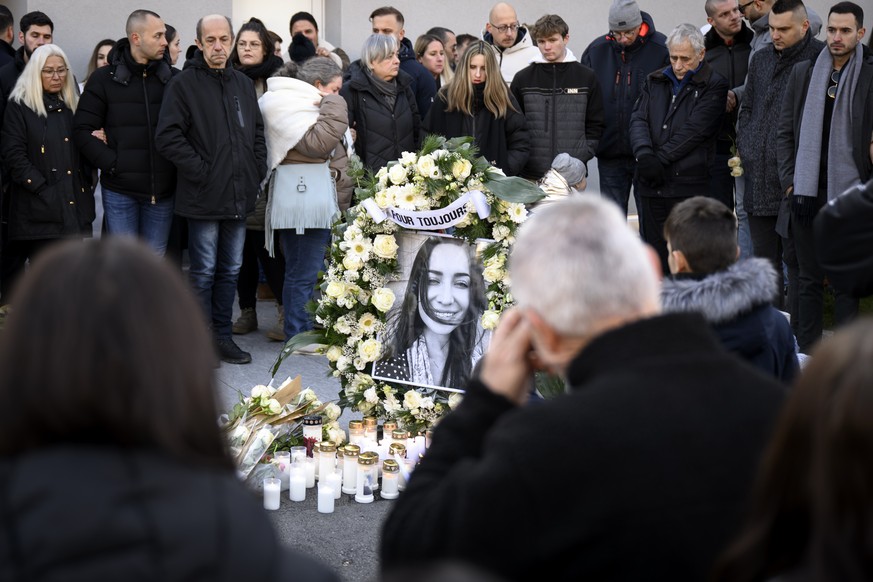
[661,196,800,381]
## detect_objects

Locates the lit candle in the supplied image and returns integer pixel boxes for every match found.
[318,441,337,482]
[381,460,399,500]
[425,428,433,449]
[304,457,316,488]
[391,429,408,446]
[290,446,306,465]
[382,420,398,441]
[274,451,291,489]
[355,452,378,504]
[336,447,345,472]
[317,483,335,513]
[342,445,360,494]
[348,420,364,446]
[414,436,427,460]
[263,477,281,510]
[326,469,342,500]
[363,416,378,442]
[289,465,306,502]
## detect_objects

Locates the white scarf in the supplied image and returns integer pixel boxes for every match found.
[257,76,322,187]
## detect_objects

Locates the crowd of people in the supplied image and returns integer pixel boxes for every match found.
[1,0,873,579]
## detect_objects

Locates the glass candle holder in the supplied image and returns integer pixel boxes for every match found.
[354,452,378,503]
[342,444,361,494]
[381,460,400,499]
[317,483,335,514]
[302,414,323,445]
[290,446,307,465]
[348,420,364,446]
[363,416,378,441]
[391,429,408,446]
[388,442,407,460]
[274,451,291,489]
[289,464,306,502]
[263,477,281,510]
[318,441,337,482]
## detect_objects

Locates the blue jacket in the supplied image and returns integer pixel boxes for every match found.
[398,36,436,118]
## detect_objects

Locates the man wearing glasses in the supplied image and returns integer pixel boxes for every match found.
[581,0,669,220]
[483,2,540,84]
[736,0,823,328]
[777,1,870,353]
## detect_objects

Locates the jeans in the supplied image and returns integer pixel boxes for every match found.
[102,188,174,256]
[792,209,858,353]
[188,219,246,339]
[238,229,285,310]
[280,228,331,339]
[733,176,753,260]
[597,157,641,219]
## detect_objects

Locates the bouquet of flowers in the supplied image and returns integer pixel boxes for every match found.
[273,136,543,434]
[221,375,343,479]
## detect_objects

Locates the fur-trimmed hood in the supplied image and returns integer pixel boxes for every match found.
[661,258,778,324]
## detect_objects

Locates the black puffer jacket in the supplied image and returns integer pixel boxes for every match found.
[155,50,267,220]
[0,46,25,128]
[1,96,94,240]
[340,61,420,172]
[423,86,529,176]
[510,61,605,179]
[581,12,669,161]
[74,39,178,202]
[629,61,728,198]
[0,447,340,582]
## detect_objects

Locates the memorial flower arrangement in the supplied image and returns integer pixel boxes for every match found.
[273,135,543,434]
[221,375,343,479]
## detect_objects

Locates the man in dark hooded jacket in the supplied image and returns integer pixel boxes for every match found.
[74,10,177,256]
[582,0,669,217]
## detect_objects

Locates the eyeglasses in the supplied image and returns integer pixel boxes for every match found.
[610,29,639,40]
[41,67,68,77]
[827,68,841,99]
[490,22,519,34]
[738,0,756,15]
[236,41,262,50]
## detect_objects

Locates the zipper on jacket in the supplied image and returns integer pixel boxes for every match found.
[142,70,157,204]
[234,96,245,127]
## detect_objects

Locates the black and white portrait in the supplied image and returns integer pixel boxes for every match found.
[372,232,491,392]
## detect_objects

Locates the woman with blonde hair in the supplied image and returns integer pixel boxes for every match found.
[415,33,453,90]
[0,44,93,297]
[423,40,528,176]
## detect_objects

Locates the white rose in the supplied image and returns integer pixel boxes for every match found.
[730,167,744,177]
[300,388,318,403]
[374,188,394,208]
[482,265,504,283]
[358,338,383,363]
[416,155,436,177]
[343,254,363,271]
[727,156,741,168]
[372,234,399,259]
[371,287,396,313]
[250,384,270,399]
[403,390,422,410]
[325,345,343,362]
[364,387,379,403]
[324,403,342,421]
[328,427,346,446]
[267,399,283,415]
[481,310,500,330]
[449,393,464,409]
[451,158,472,180]
[388,163,408,185]
[325,280,346,299]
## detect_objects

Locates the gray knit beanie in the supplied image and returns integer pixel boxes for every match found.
[551,153,586,185]
[609,0,642,30]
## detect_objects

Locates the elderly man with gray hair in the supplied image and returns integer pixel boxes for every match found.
[380,196,784,580]
[630,23,728,273]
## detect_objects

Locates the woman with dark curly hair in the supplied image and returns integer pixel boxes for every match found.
[377,237,488,389]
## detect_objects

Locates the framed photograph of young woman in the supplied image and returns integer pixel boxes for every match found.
[371,232,492,393]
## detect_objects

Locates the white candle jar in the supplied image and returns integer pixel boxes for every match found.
[381,460,400,500]
[318,441,336,482]
[342,444,360,494]
[263,478,281,510]
[355,452,378,503]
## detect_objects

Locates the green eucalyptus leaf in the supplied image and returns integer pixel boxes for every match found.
[486,175,545,204]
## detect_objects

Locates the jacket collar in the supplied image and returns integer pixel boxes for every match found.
[110,38,174,85]
[704,21,754,50]
[565,313,721,389]
[661,258,779,324]
[652,59,714,87]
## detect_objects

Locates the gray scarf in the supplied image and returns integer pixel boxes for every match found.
[365,68,398,111]
[794,42,863,202]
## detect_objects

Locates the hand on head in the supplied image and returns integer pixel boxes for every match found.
[478,307,539,406]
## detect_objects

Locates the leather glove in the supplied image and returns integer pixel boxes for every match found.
[637,154,666,187]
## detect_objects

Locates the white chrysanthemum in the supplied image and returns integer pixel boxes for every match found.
[358,312,379,335]
[507,203,528,224]
[344,237,372,262]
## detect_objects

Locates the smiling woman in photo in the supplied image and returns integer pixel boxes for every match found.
[377,236,488,390]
